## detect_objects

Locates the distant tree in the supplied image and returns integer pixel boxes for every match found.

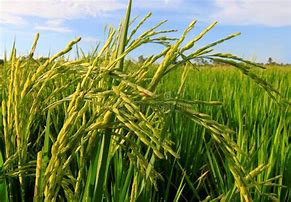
[201,58,209,65]
[212,59,222,66]
[0,59,4,65]
[268,57,273,64]
[138,55,145,63]
[38,57,49,63]
[192,58,209,66]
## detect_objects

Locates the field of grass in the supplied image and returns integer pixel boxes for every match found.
[0,1,290,201]
[157,65,290,201]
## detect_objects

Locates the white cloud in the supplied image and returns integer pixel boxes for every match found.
[213,0,291,26]
[0,0,183,26]
[163,0,170,4]
[82,36,98,43]
[0,0,126,25]
[34,19,71,33]
[0,13,27,25]
[134,0,182,9]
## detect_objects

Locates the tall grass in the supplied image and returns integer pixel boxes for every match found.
[157,66,290,201]
[0,0,290,201]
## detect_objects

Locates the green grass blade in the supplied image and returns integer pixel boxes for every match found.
[116,0,132,72]
[92,131,112,201]
[0,149,9,202]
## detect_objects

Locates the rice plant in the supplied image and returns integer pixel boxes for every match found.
[0,0,290,201]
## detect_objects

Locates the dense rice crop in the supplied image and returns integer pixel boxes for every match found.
[157,66,290,201]
[0,1,290,201]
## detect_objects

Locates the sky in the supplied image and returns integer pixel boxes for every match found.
[0,0,291,63]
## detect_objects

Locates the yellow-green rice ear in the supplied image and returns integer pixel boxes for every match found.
[29,33,40,58]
